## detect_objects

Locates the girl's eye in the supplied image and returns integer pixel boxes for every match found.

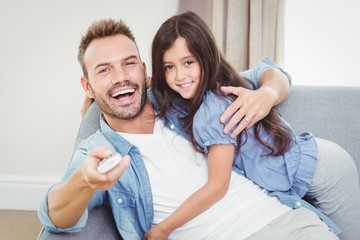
[185,60,194,66]
[164,65,174,71]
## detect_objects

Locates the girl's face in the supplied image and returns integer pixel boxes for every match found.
[162,37,201,99]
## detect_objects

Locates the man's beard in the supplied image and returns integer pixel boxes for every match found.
[91,79,147,120]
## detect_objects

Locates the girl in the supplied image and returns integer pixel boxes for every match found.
[146,11,360,240]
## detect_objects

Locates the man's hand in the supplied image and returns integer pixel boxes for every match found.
[47,147,129,228]
[220,86,276,138]
[81,147,130,191]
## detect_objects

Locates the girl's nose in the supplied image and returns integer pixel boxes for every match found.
[176,68,186,82]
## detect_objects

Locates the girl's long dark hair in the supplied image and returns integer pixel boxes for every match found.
[151,11,291,156]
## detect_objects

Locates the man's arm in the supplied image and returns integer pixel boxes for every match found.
[47,147,129,229]
[220,59,291,138]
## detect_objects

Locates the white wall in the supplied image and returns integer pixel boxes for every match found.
[285,0,360,86]
[0,0,179,210]
[5,0,357,211]
[0,0,214,211]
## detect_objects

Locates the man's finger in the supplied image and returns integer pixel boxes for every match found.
[89,147,114,160]
[220,86,240,96]
[223,106,247,134]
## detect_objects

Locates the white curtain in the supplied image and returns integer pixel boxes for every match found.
[212,0,286,71]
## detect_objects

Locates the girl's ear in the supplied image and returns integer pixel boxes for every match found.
[80,77,95,98]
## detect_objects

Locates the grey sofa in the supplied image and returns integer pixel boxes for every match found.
[38,85,360,240]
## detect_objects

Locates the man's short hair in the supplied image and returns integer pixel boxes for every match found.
[78,18,137,78]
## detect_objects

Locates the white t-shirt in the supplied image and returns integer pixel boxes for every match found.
[119,119,290,240]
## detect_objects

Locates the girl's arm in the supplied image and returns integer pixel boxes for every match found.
[143,144,235,240]
[80,96,94,118]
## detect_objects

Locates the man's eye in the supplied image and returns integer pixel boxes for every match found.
[125,61,136,66]
[98,68,109,74]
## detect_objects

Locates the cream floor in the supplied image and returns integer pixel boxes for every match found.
[0,210,42,240]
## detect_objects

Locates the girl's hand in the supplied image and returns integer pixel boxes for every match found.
[81,95,94,118]
[220,86,275,138]
[143,225,169,240]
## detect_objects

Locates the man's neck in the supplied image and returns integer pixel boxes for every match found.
[105,101,155,134]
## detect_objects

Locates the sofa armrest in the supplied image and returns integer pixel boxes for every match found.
[71,102,101,157]
[38,206,122,240]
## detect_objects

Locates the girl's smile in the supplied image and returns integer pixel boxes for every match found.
[176,81,195,88]
[162,37,201,99]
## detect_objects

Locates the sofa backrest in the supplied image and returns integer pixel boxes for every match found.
[75,85,360,183]
[277,85,360,183]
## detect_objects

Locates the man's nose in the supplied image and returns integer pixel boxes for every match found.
[112,68,128,84]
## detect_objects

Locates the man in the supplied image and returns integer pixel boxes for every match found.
[38,19,338,239]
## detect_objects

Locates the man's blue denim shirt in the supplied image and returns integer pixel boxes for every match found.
[38,58,340,239]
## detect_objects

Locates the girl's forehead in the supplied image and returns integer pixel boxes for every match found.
[163,37,192,61]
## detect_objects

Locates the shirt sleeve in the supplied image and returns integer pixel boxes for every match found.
[239,57,292,90]
[37,141,106,233]
[37,185,90,233]
[193,92,237,154]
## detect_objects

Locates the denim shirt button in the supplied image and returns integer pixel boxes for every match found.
[296,201,302,207]
[170,124,175,129]
[117,198,123,204]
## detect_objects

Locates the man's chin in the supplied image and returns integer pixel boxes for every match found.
[106,105,143,120]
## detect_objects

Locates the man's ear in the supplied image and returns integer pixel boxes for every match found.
[80,77,95,99]
[142,62,151,88]
[142,61,147,72]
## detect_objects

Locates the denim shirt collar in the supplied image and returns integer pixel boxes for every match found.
[100,114,133,156]
[99,114,154,233]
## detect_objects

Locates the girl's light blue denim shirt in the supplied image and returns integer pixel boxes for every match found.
[148,58,341,234]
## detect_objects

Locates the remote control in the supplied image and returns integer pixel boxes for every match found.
[97,153,122,174]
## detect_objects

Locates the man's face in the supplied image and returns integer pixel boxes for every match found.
[82,34,147,120]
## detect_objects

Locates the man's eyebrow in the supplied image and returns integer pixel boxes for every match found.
[115,55,139,63]
[124,55,139,61]
[94,55,139,70]
[94,62,110,71]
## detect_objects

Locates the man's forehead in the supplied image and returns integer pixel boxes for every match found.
[84,35,139,63]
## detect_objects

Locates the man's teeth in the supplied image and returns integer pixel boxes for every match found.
[112,89,135,97]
